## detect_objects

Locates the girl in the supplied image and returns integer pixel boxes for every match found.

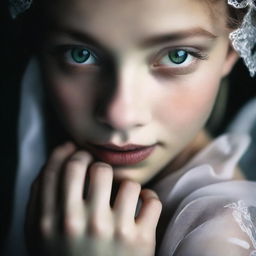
[3,0,256,255]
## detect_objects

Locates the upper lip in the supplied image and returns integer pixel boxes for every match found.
[88,143,156,151]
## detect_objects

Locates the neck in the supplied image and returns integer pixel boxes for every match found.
[145,130,212,188]
[169,130,211,172]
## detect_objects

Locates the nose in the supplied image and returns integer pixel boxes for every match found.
[96,65,152,131]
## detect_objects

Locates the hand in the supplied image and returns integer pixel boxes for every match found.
[25,142,162,256]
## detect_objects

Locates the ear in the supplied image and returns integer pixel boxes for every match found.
[221,44,239,77]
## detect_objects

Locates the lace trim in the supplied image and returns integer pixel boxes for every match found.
[228,0,256,77]
[225,200,256,255]
[228,0,256,9]
[9,0,33,19]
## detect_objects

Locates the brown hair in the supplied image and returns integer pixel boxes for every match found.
[203,1,247,135]
[227,5,248,29]
[205,0,247,29]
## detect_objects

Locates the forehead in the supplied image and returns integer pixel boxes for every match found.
[44,0,226,48]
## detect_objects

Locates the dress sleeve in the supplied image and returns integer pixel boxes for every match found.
[172,199,256,256]
[153,134,256,256]
[158,181,256,256]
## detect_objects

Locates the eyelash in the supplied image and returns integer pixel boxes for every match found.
[152,48,208,68]
[50,45,100,66]
[50,45,208,71]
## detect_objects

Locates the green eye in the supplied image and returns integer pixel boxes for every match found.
[168,50,188,64]
[71,48,91,63]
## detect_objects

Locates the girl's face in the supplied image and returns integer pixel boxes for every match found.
[40,0,238,185]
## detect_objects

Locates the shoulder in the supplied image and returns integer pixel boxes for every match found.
[159,187,256,255]
[170,200,256,256]
[156,133,256,255]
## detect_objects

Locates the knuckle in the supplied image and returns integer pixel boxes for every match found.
[88,216,108,237]
[90,162,113,176]
[115,225,132,240]
[69,151,92,162]
[39,216,53,237]
[91,162,112,171]
[136,232,154,244]
[65,151,92,170]
[51,145,67,160]
[63,215,84,236]
[65,158,84,171]
[146,197,162,210]
[122,180,141,192]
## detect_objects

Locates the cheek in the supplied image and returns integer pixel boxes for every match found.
[156,73,221,131]
[41,58,101,116]
[44,73,97,128]
[52,84,91,113]
[154,37,230,129]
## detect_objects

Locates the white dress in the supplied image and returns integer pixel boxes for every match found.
[4,58,256,256]
[153,134,256,256]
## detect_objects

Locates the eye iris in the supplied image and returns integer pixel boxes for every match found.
[71,48,90,63]
[168,50,188,64]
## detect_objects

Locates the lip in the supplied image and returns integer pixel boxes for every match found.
[87,143,156,166]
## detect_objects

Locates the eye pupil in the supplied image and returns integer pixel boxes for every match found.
[168,50,188,64]
[71,48,90,63]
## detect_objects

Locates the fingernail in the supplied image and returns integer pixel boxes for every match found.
[150,190,159,199]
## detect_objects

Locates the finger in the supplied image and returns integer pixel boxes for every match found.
[87,162,113,211]
[63,150,93,207]
[135,189,162,231]
[62,151,93,235]
[25,142,76,241]
[113,180,141,224]
[41,142,76,220]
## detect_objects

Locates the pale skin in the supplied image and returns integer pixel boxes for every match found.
[26,143,162,256]
[25,0,243,255]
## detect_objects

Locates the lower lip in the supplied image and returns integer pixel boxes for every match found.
[88,145,156,166]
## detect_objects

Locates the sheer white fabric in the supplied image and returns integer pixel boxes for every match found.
[153,134,256,255]
[225,200,256,255]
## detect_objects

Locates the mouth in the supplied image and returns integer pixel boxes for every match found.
[86,143,157,166]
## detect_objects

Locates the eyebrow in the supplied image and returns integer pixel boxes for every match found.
[50,26,108,51]
[50,26,217,51]
[140,28,217,47]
